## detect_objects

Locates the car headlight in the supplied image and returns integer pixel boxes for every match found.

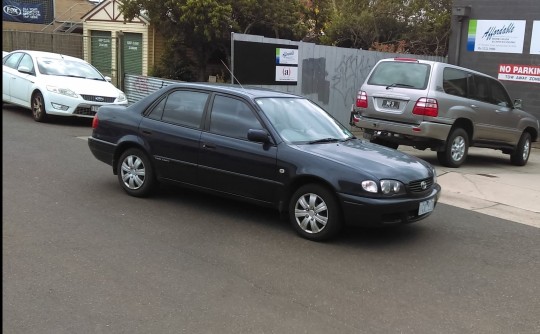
[362,179,405,195]
[46,85,78,98]
[117,92,127,103]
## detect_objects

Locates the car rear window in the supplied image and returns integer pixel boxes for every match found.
[367,61,430,89]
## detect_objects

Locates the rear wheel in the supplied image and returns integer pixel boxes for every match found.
[117,148,155,197]
[289,184,342,241]
[510,132,531,166]
[437,128,468,168]
[31,92,47,122]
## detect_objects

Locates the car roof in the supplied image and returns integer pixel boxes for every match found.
[377,57,495,79]
[8,50,85,62]
[163,82,303,99]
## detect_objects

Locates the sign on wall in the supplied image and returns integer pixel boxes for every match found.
[233,41,298,85]
[498,64,540,84]
[2,0,45,23]
[531,21,540,55]
[467,20,526,54]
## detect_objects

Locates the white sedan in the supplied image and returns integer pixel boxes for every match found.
[2,50,127,122]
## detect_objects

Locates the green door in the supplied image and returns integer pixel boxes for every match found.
[90,30,112,77]
[123,32,143,75]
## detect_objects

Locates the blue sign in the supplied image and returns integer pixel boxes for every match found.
[3,0,44,24]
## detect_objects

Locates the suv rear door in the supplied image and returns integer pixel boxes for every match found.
[361,59,431,124]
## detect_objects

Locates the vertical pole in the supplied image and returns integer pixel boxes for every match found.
[230,32,235,84]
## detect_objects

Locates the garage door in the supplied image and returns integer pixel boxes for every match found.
[90,30,112,77]
[123,32,142,75]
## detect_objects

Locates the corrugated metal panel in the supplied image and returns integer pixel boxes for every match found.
[124,75,181,105]
[123,32,143,75]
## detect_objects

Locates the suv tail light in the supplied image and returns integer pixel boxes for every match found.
[356,91,368,108]
[413,98,438,117]
[92,115,99,129]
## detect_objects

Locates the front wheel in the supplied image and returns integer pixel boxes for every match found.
[31,91,47,122]
[510,132,531,166]
[437,128,469,168]
[289,184,342,241]
[117,148,156,197]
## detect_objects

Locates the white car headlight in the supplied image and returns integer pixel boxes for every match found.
[361,180,378,193]
[46,85,78,98]
[117,92,127,103]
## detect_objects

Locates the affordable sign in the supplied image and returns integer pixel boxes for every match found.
[498,64,540,84]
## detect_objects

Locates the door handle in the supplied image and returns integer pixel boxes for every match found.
[202,143,215,149]
[141,130,152,135]
[470,104,479,109]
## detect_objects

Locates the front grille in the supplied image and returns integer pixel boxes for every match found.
[74,107,96,116]
[81,94,116,103]
[408,177,433,192]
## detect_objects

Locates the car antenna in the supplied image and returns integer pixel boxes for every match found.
[220,59,244,90]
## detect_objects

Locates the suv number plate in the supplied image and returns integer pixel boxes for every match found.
[418,198,435,216]
[382,99,400,109]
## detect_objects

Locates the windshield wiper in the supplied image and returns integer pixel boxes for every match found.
[386,83,414,90]
[308,138,340,144]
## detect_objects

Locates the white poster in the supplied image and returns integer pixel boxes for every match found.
[275,66,298,82]
[467,20,526,54]
[276,48,298,65]
[531,21,540,55]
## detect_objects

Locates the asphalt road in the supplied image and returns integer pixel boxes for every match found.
[3,105,540,334]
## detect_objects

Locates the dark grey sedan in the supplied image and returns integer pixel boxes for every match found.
[88,83,441,241]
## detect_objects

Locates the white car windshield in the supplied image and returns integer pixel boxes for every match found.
[256,97,353,143]
[37,57,104,80]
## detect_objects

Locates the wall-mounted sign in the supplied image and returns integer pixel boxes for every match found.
[498,64,540,84]
[467,20,526,54]
[531,21,540,55]
[275,66,298,82]
[2,0,44,23]
[276,48,298,65]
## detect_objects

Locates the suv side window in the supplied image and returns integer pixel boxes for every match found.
[470,75,491,103]
[443,68,468,97]
[161,90,208,128]
[489,79,512,107]
[209,95,262,139]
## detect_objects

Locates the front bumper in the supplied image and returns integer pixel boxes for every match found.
[46,93,127,118]
[339,185,441,226]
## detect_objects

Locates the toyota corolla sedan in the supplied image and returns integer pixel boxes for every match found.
[88,83,441,241]
[2,50,127,122]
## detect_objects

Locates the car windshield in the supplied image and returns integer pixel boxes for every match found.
[256,97,353,143]
[37,57,104,80]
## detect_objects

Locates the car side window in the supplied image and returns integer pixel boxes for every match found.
[147,96,167,121]
[470,75,491,103]
[18,54,35,74]
[489,79,512,107]
[160,90,208,128]
[3,52,23,69]
[443,68,467,97]
[209,95,262,139]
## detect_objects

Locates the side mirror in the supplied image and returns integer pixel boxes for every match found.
[247,129,270,143]
[104,76,112,82]
[513,99,523,110]
[17,66,32,74]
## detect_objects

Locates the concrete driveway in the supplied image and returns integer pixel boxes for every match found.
[399,145,540,228]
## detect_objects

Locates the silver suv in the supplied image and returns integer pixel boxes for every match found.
[352,58,539,167]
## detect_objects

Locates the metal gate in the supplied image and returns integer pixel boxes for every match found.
[90,30,112,77]
[123,32,142,75]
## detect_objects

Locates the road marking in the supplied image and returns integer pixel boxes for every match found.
[77,136,90,140]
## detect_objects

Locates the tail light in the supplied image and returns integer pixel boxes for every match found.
[413,98,438,117]
[92,115,99,129]
[356,91,368,108]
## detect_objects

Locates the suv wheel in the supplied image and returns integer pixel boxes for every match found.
[289,184,342,241]
[438,128,469,168]
[510,132,531,166]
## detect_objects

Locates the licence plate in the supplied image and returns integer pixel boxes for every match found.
[418,198,435,216]
[382,99,400,109]
[91,105,100,112]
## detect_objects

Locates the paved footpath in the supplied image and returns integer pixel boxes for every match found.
[399,145,540,228]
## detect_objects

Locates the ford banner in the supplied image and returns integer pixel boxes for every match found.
[3,0,44,24]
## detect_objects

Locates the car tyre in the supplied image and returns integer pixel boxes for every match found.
[31,91,47,122]
[510,132,531,166]
[117,148,155,197]
[289,184,342,241]
[437,128,469,168]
